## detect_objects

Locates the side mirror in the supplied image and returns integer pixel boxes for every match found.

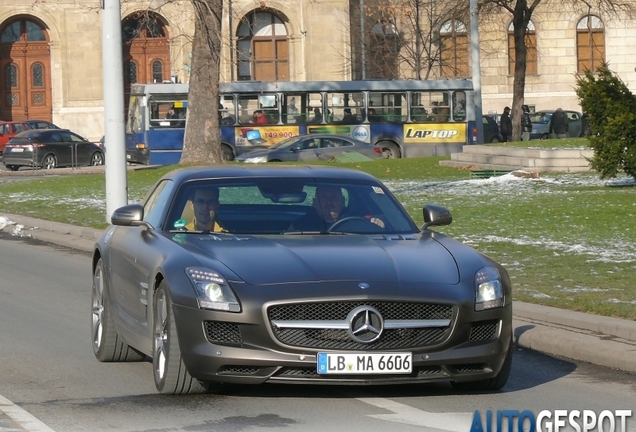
[421,204,452,230]
[111,204,152,229]
[290,145,300,152]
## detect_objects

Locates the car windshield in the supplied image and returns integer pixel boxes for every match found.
[166,177,418,235]
[267,136,304,150]
[529,113,551,124]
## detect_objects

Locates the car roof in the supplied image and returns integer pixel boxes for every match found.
[161,165,381,184]
[283,134,371,144]
[14,129,72,138]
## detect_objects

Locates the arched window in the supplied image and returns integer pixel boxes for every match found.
[126,60,138,84]
[440,20,468,78]
[5,64,17,88]
[152,60,163,83]
[508,21,537,75]
[577,15,605,72]
[237,11,289,81]
[32,63,44,87]
[368,20,399,79]
[1,19,46,43]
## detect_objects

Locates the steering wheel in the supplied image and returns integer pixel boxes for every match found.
[327,216,370,232]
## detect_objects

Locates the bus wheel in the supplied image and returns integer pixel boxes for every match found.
[221,145,235,161]
[379,142,401,159]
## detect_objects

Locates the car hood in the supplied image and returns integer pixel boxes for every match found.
[170,233,460,285]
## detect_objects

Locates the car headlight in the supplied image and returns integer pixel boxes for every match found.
[475,266,504,311]
[186,267,240,312]
[244,156,267,163]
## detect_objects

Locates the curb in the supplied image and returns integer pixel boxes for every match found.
[2,213,636,374]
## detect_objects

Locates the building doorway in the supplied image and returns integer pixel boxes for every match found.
[0,16,51,121]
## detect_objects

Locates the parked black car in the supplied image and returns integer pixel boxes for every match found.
[2,129,104,170]
[483,115,503,143]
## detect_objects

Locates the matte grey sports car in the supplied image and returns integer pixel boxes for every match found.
[91,165,512,394]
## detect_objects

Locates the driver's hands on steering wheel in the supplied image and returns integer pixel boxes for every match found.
[367,216,385,228]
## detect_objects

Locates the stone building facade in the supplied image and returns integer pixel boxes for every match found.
[1,0,635,141]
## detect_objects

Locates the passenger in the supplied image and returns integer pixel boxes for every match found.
[186,186,227,232]
[341,108,358,124]
[368,108,381,122]
[310,107,322,123]
[291,185,384,231]
[249,110,268,125]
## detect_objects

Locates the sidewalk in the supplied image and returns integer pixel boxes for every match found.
[2,212,635,375]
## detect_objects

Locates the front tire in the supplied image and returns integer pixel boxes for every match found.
[92,258,145,362]
[153,281,208,394]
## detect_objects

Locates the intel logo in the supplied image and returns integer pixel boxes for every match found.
[352,126,369,142]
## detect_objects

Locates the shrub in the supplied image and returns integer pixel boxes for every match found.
[575,64,636,180]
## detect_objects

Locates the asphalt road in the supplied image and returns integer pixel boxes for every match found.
[0,235,635,432]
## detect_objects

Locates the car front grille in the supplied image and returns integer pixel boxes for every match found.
[469,320,499,341]
[268,301,454,350]
[204,321,243,347]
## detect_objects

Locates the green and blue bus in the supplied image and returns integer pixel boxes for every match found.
[125,79,476,165]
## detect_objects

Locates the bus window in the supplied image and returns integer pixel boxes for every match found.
[238,94,280,124]
[220,94,236,125]
[411,91,449,122]
[283,95,300,124]
[368,92,407,123]
[126,96,143,133]
[326,92,364,124]
[149,98,187,127]
[453,91,466,121]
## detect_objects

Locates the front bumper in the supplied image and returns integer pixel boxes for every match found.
[173,301,512,386]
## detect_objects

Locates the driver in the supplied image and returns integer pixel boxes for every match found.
[186,186,227,232]
[292,185,384,231]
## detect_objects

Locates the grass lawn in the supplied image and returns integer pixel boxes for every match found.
[1,138,634,320]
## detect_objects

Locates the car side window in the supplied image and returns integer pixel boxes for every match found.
[15,124,25,133]
[143,179,174,228]
[68,133,87,142]
[50,132,64,142]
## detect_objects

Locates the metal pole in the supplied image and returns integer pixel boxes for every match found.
[360,0,366,79]
[469,0,484,144]
[102,0,128,223]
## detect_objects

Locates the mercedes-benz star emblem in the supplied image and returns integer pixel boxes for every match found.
[346,305,384,344]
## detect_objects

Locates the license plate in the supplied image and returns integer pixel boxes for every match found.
[126,154,131,160]
[11,148,24,152]
[317,352,412,375]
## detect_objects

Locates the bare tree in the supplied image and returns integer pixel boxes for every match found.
[480,0,635,141]
[180,0,224,164]
[352,0,466,80]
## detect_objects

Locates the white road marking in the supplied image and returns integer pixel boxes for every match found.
[0,394,55,432]
[357,397,473,431]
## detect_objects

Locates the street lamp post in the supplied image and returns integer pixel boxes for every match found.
[469,0,484,144]
[101,0,128,223]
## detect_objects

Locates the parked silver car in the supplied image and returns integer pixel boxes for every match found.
[529,110,583,140]
[236,134,383,163]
